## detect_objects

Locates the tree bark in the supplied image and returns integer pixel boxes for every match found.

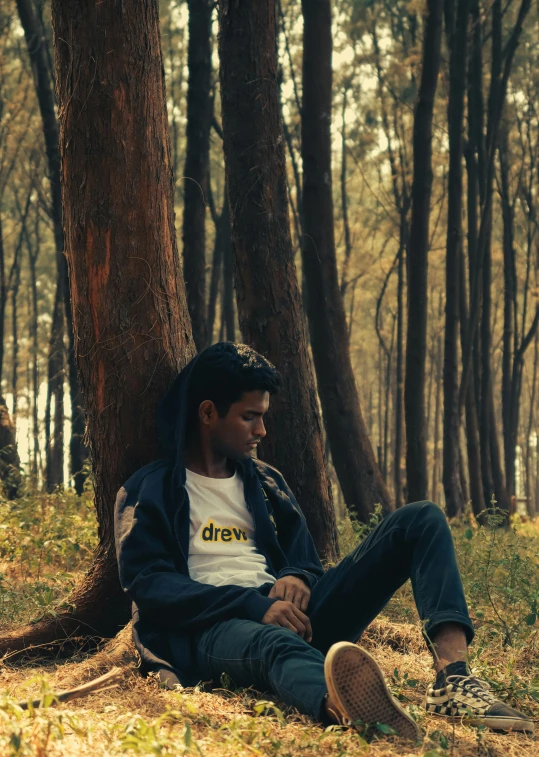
[44,283,65,490]
[0,0,194,656]
[182,0,212,351]
[405,0,443,502]
[431,324,443,504]
[394,238,405,507]
[207,187,225,344]
[442,0,469,516]
[525,331,538,516]
[24,211,41,482]
[220,196,235,343]
[218,0,339,560]
[300,0,392,521]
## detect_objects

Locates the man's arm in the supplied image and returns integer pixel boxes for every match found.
[261,470,326,590]
[114,485,277,633]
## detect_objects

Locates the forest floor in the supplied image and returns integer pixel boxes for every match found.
[0,488,538,756]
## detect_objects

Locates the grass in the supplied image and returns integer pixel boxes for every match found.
[0,489,538,756]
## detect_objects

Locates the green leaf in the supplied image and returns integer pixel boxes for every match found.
[524,613,536,626]
[375,722,397,735]
[464,528,473,540]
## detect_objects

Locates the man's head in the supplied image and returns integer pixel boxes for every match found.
[186,343,282,461]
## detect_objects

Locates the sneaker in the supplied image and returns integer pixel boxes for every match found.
[324,642,420,741]
[423,673,535,734]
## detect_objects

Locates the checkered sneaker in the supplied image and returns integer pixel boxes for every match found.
[423,674,534,734]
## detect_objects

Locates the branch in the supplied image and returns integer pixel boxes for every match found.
[516,305,539,363]
[18,667,123,710]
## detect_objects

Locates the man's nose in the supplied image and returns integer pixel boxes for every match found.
[255,418,267,438]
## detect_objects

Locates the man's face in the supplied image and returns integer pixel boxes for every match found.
[204,389,270,461]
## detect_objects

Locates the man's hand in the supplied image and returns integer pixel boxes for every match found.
[268,576,311,612]
[261,600,312,642]
[268,575,311,612]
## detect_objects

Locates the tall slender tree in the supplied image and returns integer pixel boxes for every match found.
[182,0,213,351]
[300,0,393,521]
[405,0,443,503]
[442,0,470,516]
[218,0,339,560]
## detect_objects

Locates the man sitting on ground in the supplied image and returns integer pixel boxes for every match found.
[114,342,533,739]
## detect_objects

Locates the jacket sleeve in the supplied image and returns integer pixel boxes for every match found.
[265,472,326,589]
[114,483,277,633]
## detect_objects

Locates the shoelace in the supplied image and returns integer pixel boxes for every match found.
[446,675,499,707]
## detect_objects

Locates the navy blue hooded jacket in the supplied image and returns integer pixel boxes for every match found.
[114,349,325,686]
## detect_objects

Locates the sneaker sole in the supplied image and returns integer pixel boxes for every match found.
[426,710,535,735]
[324,642,420,742]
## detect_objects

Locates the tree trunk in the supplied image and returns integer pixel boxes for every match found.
[44,282,65,491]
[442,0,469,516]
[15,0,87,492]
[220,197,235,343]
[0,211,20,498]
[0,0,194,657]
[207,181,223,343]
[394,238,405,507]
[499,125,515,497]
[10,231,22,422]
[340,88,352,298]
[24,214,41,482]
[431,325,443,504]
[218,0,339,561]
[525,331,538,516]
[300,0,392,521]
[0,211,6,386]
[405,0,443,502]
[182,0,212,351]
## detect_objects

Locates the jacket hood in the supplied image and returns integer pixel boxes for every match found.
[155,350,203,488]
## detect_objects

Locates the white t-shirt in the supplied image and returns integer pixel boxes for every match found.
[186,467,277,589]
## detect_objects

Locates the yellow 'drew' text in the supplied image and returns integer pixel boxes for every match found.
[201,519,248,543]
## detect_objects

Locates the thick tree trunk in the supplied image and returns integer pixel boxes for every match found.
[442,0,468,516]
[218,0,339,561]
[182,0,212,351]
[405,0,443,502]
[0,0,194,656]
[16,0,87,492]
[300,0,392,520]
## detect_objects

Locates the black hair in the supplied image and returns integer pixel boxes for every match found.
[186,342,282,430]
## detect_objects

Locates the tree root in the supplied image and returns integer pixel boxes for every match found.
[57,624,139,688]
[0,551,130,662]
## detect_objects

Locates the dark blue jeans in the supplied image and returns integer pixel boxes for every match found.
[194,501,474,721]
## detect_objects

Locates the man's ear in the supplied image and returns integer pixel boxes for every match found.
[199,400,216,425]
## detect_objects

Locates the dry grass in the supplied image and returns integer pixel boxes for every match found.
[0,619,536,757]
[0,493,538,756]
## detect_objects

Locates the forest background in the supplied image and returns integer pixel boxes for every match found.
[0,0,538,755]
